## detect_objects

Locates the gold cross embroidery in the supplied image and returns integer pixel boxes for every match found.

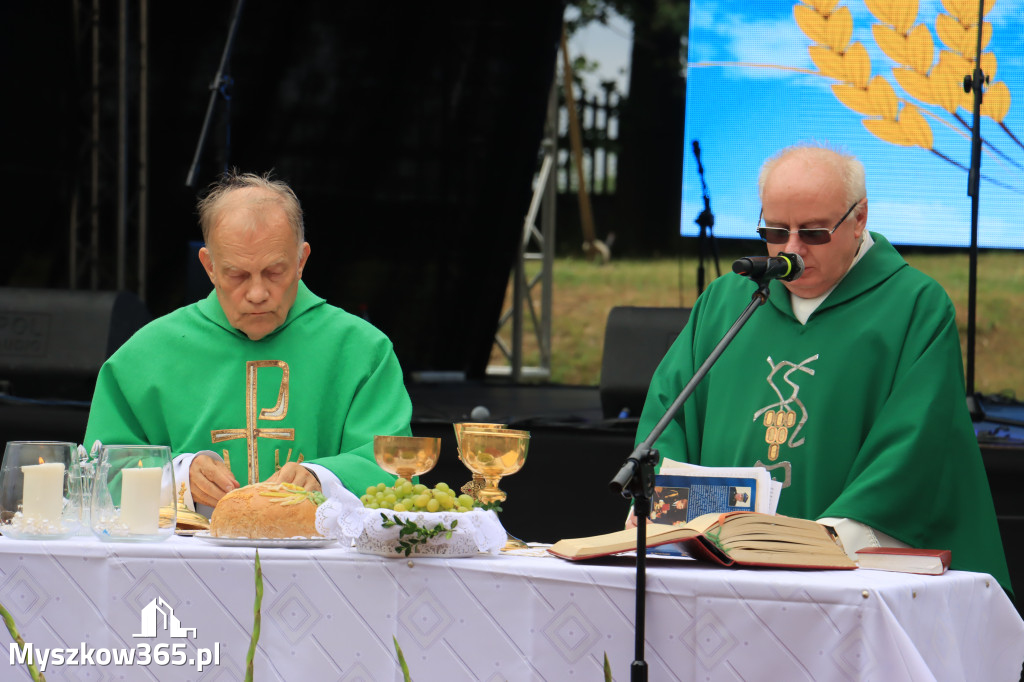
[211,360,295,484]
[274,448,305,472]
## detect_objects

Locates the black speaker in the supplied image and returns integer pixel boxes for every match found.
[0,288,152,401]
[599,306,691,420]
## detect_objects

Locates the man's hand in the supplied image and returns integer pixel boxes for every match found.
[267,462,322,492]
[190,456,240,507]
[625,509,651,529]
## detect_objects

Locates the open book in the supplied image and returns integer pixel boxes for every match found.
[548,511,856,570]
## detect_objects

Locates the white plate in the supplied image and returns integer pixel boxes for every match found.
[192,530,337,549]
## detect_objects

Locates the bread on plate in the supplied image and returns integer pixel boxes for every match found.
[210,481,325,538]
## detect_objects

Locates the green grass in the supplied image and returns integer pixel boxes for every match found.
[491,248,1024,397]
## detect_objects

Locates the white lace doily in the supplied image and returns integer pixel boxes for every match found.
[315,496,346,538]
[327,486,506,557]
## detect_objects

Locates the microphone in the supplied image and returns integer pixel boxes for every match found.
[732,252,804,282]
[692,140,704,173]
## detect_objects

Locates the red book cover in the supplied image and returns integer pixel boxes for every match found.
[855,547,951,575]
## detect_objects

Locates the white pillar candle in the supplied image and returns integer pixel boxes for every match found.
[22,462,66,523]
[120,467,162,534]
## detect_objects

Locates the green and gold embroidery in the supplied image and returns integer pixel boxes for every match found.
[763,409,797,461]
[211,360,296,484]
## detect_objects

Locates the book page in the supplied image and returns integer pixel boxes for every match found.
[721,546,856,568]
[661,460,783,515]
[719,527,837,544]
[767,479,783,514]
[547,523,699,560]
[720,537,841,551]
[716,513,828,533]
[652,470,772,526]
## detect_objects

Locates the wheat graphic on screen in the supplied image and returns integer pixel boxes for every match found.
[794,0,1022,190]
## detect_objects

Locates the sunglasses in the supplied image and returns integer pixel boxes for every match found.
[757,200,862,246]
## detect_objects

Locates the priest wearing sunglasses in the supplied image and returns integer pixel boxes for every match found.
[632,143,1012,597]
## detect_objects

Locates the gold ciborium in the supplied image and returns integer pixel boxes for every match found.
[458,428,529,506]
[452,422,507,498]
[373,435,442,480]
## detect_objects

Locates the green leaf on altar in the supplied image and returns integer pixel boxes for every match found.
[245,550,263,682]
[1,599,45,681]
[394,636,412,681]
[380,513,458,556]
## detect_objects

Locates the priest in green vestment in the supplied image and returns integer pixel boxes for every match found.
[84,171,412,515]
[633,144,1012,595]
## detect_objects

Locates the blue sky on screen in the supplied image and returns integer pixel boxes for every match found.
[682,0,1024,248]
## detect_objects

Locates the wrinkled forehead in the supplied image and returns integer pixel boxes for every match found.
[206,200,303,269]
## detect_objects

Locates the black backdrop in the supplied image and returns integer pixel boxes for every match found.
[1,1,564,379]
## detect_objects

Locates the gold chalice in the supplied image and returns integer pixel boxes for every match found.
[373,435,442,481]
[459,428,530,550]
[458,428,529,506]
[453,422,507,498]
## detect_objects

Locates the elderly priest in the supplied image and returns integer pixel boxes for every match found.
[632,144,1012,596]
[84,171,412,515]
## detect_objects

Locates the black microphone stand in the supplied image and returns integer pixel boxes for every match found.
[956,0,1024,427]
[185,0,246,188]
[962,0,986,421]
[693,141,721,295]
[609,277,773,682]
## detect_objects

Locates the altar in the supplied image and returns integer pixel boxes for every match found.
[1,536,1022,681]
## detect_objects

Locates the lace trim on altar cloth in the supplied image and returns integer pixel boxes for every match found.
[319,486,506,556]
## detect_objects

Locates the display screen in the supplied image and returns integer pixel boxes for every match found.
[681,0,1024,248]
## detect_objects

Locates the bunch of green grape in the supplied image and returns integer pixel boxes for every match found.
[361,479,477,513]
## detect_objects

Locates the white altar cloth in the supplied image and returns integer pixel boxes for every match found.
[0,535,1021,681]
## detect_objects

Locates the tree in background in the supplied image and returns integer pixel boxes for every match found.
[567,0,688,256]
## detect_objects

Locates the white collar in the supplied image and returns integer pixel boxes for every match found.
[790,230,874,324]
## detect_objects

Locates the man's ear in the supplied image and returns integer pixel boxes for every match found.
[198,246,216,283]
[297,242,311,278]
[854,199,869,238]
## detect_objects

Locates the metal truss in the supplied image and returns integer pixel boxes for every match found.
[69,0,149,299]
[487,77,557,382]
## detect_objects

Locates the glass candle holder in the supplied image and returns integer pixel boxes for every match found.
[0,441,79,540]
[67,446,97,535]
[90,444,175,542]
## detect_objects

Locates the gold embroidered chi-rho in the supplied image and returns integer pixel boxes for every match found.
[211,360,296,484]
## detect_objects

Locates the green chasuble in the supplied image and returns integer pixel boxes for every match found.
[84,282,412,496]
[637,233,1012,594]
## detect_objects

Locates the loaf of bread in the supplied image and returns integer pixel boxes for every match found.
[209,481,325,538]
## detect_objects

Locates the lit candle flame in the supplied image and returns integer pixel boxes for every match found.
[137,459,144,468]
[37,457,44,465]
